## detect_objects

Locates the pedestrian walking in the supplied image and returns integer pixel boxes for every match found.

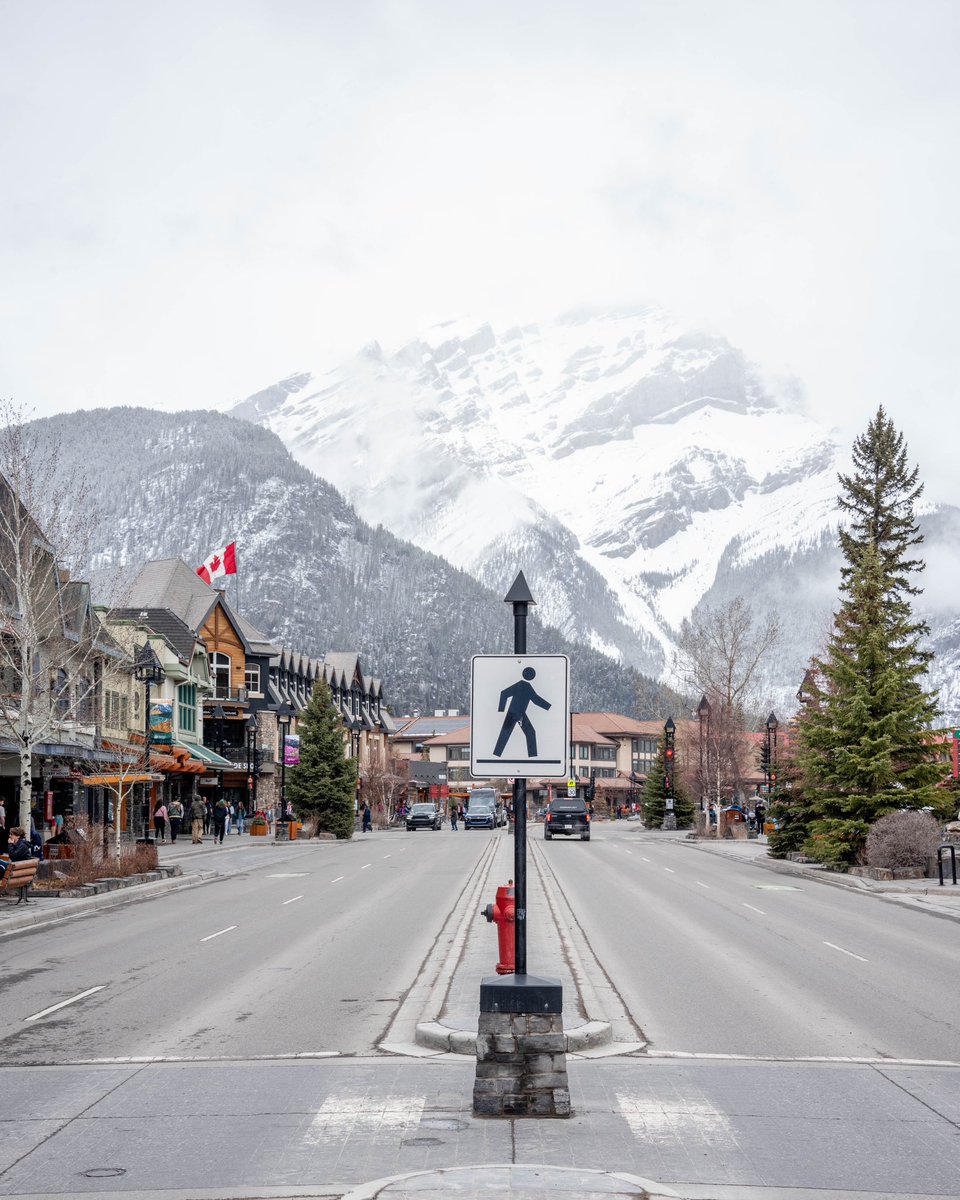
[168,798,183,842]
[236,805,245,835]
[450,806,458,831]
[361,802,372,833]
[203,800,212,835]
[214,797,228,844]
[754,800,766,836]
[153,802,168,842]
[190,796,206,844]
[225,803,234,836]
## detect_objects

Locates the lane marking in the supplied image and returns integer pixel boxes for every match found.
[696,881,710,889]
[331,876,345,883]
[282,895,303,906]
[663,867,675,874]
[383,854,392,859]
[267,873,309,878]
[200,926,237,942]
[25,986,106,1023]
[754,884,801,891]
[743,903,765,915]
[641,857,651,862]
[361,864,371,870]
[72,1051,341,1064]
[306,1092,425,1144]
[624,849,633,855]
[824,941,868,963]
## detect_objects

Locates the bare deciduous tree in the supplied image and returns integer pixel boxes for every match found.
[674,598,780,828]
[362,757,408,825]
[0,401,109,830]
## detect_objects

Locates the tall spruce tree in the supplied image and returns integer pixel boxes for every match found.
[640,740,694,828]
[285,677,357,839]
[797,408,944,865]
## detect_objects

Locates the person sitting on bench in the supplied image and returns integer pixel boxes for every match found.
[0,827,30,878]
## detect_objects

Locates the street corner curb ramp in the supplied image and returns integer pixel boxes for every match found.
[340,1163,683,1199]
[415,1017,612,1054]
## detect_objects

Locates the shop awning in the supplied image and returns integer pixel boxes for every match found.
[173,740,234,769]
[82,773,163,786]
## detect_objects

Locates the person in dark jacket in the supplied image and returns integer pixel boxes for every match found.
[0,827,30,879]
[213,797,228,844]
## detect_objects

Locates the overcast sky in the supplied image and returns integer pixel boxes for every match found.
[2,0,958,500]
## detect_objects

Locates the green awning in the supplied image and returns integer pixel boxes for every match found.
[173,740,234,769]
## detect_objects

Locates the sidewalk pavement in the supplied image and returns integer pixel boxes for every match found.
[672,830,960,922]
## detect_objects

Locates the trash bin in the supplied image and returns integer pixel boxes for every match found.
[288,821,299,841]
[275,822,289,840]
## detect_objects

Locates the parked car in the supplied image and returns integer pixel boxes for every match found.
[464,788,504,829]
[544,798,591,841]
[406,802,442,831]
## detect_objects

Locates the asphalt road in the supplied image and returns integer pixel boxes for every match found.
[2,824,958,1068]
[537,824,960,1061]
[1,830,488,1064]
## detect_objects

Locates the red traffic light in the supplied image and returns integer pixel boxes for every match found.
[665,747,674,760]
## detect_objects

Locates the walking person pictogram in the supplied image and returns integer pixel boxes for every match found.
[493,667,551,757]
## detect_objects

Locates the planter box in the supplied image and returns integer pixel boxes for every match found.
[249,824,268,837]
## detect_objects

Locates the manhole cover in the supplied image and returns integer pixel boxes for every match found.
[82,1167,126,1179]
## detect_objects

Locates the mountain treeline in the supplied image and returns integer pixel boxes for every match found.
[31,408,677,718]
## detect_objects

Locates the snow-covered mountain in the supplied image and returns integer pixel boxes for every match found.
[230,306,960,719]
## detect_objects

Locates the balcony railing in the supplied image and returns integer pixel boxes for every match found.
[209,687,248,702]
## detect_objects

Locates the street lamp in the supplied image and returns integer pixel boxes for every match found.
[245,714,260,817]
[661,716,676,831]
[134,640,164,842]
[765,712,779,795]
[277,702,295,823]
[213,704,226,799]
[696,694,711,830]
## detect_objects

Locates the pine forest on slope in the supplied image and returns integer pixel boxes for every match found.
[32,407,675,718]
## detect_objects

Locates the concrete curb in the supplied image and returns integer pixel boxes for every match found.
[0,868,222,937]
[339,1163,682,1200]
[414,1017,612,1055]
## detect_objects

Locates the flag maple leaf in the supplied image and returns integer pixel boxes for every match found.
[210,554,221,571]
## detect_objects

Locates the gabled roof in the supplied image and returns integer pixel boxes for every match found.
[127,559,281,658]
[128,559,219,633]
[325,651,361,686]
[112,607,204,666]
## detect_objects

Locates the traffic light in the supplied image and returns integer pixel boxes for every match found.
[759,743,770,772]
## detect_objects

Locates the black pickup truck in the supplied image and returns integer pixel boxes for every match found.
[543,798,591,841]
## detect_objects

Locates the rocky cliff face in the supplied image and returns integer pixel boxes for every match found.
[230,307,960,720]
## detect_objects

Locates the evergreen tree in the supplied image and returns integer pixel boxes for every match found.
[285,678,357,839]
[798,408,945,865]
[640,740,695,828]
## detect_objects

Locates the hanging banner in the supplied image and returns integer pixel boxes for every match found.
[149,702,173,746]
[283,734,300,766]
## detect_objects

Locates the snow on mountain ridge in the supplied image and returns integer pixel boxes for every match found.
[230,306,960,715]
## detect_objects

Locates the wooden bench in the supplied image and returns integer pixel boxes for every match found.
[0,858,40,905]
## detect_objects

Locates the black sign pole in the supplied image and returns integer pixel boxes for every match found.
[505,571,536,977]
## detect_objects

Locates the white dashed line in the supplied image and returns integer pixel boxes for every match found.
[331,876,344,883]
[824,941,868,963]
[282,895,303,906]
[743,903,765,915]
[624,849,633,855]
[641,857,651,862]
[25,986,106,1023]
[663,867,675,874]
[696,881,710,889]
[383,854,392,859]
[201,926,237,942]
[361,864,371,870]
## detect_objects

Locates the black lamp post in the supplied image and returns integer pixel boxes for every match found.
[245,714,260,817]
[134,640,164,842]
[213,704,226,800]
[696,694,711,827]
[765,712,779,795]
[277,702,294,823]
[661,716,677,830]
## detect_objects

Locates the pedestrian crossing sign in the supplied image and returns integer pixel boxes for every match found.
[470,654,570,779]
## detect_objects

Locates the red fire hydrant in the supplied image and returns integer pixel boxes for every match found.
[482,880,516,975]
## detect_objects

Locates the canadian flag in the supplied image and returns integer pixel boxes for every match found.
[197,541,237,585]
